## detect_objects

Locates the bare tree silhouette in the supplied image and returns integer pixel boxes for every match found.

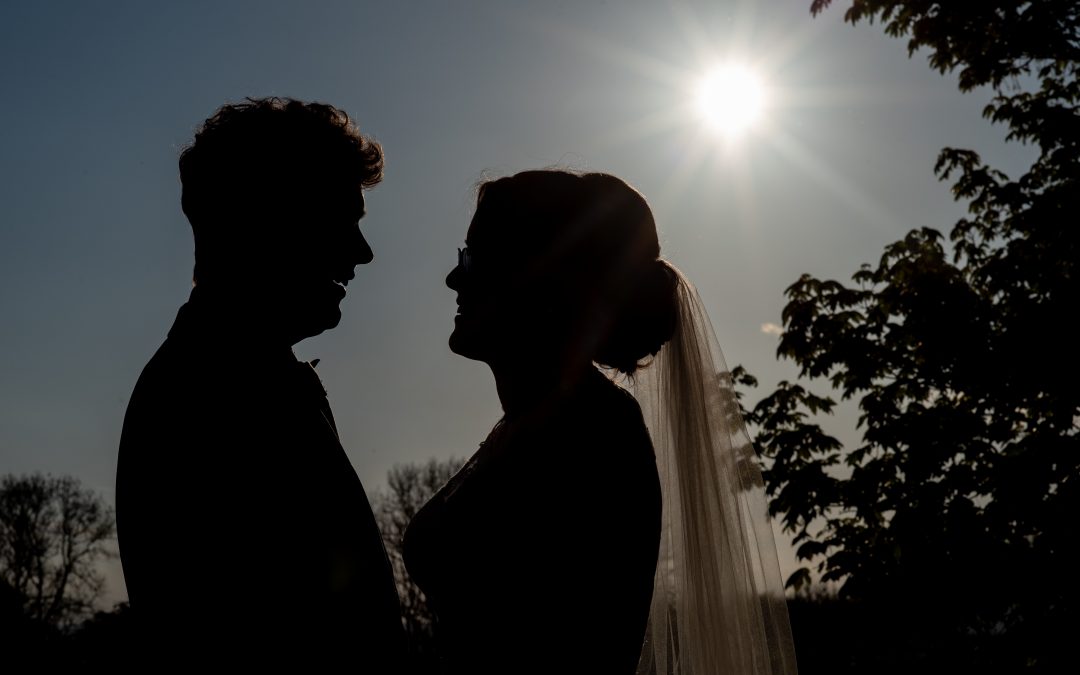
[0,474,115,630]
[373,457,464,667]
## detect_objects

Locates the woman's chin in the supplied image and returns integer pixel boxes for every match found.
[447,329,469,357]
[448,326,486,362]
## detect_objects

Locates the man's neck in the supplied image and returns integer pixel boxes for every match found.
[183,285,299,354]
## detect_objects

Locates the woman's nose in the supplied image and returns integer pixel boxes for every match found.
[446,262,463,290]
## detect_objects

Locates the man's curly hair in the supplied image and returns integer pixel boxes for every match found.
[179,97,383,232]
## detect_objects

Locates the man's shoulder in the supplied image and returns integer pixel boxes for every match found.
[126,335,216,412]
[117,334,272,494]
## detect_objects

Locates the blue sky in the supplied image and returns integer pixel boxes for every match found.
[0,1,1033,606]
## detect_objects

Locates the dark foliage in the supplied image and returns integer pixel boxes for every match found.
[739,2,1079,670]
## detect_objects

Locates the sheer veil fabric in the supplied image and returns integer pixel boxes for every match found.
[630,266,798,675]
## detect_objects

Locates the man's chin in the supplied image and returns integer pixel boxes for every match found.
[289,309,342,344]
[325,308,342,329]
[315,311,342,335]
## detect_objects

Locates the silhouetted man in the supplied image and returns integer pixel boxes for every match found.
[116,98,403,670]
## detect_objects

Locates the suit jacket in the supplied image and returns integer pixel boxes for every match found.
[116,292,404,670]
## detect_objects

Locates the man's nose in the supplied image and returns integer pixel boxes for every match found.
[354,228,374,265]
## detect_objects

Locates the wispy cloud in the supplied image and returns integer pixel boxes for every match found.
[761,322,783,336]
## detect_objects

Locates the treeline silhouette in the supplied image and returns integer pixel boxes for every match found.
[3,457,1070,672]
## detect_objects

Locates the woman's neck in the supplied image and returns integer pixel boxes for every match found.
[489,356,594,419]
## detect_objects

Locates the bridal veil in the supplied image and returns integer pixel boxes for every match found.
[631,266,798,675]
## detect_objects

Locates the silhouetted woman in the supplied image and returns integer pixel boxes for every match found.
[403,171,798,675]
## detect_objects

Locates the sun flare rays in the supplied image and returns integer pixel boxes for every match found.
[696,64,766,138]
[515,1,892,225]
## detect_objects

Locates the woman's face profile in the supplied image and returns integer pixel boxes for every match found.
[447,210,504,362]
[446,197,553,365]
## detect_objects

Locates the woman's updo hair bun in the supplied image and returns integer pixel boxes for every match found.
[471,169,681,375]
[595,259,680,375]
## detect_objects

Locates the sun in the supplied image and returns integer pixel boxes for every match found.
[696,64,766,138]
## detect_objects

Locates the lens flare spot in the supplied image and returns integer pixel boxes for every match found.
[696,65,766,137]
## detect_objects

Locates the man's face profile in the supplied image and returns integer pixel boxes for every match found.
[264,182,373,343]
[180,98,384,345]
